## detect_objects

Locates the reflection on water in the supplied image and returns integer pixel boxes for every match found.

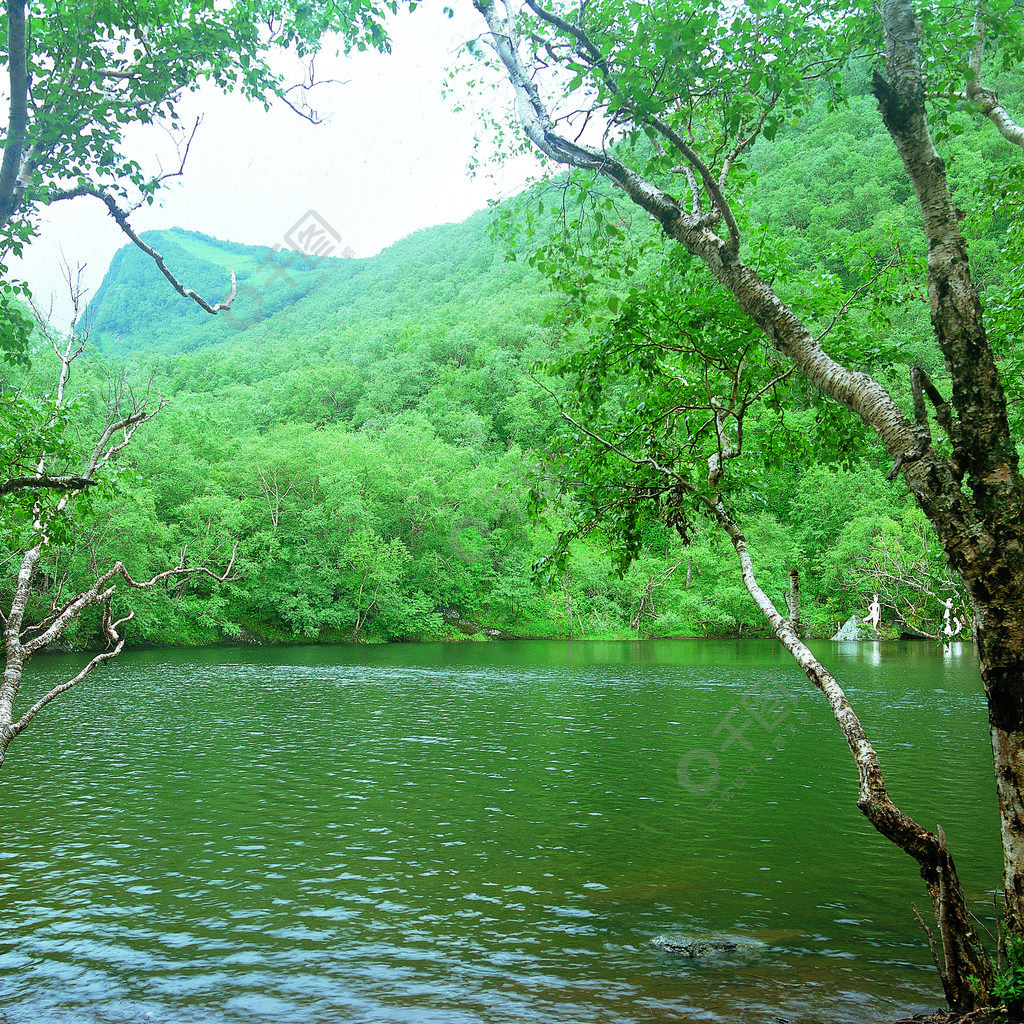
[0,639,999,1024]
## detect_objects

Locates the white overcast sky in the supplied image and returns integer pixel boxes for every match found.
[13,3,543,326]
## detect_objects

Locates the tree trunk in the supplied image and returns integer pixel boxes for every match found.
[872,0,1024,938]
[986,665,1024,931]
[710,498,993,1008]
[786,568,800,637]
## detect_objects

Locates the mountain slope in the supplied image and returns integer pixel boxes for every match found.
[86,227,347,356]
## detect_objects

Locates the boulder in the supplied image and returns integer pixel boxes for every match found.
[652,936,740,957]
[830,614,882,641]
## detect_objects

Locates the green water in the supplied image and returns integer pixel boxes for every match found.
[0,639,1000,1023]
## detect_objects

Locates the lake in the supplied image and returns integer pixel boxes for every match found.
[0,639,1000,1023]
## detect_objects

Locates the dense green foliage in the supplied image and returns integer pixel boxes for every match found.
[995,935,1024,1019]
[995,938,1024,1019]
[6,69,1019,647]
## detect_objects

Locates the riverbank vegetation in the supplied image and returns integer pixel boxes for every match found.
[3,64,1016,648]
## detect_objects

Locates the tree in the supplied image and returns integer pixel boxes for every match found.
[0,295,236,769]
[0,0,398,331]
[470,0,1024,1009]
[0,0,401,752]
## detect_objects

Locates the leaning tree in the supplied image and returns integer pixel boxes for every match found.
[469,0,1024,1009]
[0,0,400,757]
[0,286,239,769]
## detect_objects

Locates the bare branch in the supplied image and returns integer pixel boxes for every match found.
[531,369,688,487]
[279,58,352,124]
[743,365,795,408]
[145,116,203,203]
[22,543,239,657]
[718,90,783,190]
[645,112,741,250]
[813,248,905,345]
[706,397,739,488]
[912,365,963,461]
[49,184,237,314]
[683,165,702,215]
[914,902,944,981]
[9,632,125,741]
[522,0,604,68]
[10,539,237,738]
[277,91,325,124]
[116,541,241,590]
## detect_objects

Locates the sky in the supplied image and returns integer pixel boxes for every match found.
[12,4,543,327]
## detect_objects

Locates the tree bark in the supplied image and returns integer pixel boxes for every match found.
[873,0,1024,934]
[966,7,1024,150]
[0,0,30,229]
[786,568,800,636]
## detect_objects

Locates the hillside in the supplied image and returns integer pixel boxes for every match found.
[41,80,1020,647]
[73,213,577,643]
[87,228,330,355]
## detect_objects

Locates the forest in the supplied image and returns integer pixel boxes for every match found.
[0,63,1018,651]
[2,0,1024,1016]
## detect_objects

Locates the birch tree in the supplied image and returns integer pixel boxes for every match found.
[470,0,1024,1009]
[0,303,236,769]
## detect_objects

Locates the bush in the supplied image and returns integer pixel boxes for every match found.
[994,935,1024,1020]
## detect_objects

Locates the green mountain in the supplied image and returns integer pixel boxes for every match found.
[72,213,580,645]
[87,213,555,445]
[87,227,327,355]
[56,79,1018,648]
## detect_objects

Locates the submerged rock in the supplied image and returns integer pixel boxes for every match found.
[652,936,741,957]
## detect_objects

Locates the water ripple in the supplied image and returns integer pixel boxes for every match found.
[0,639,994,1024]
